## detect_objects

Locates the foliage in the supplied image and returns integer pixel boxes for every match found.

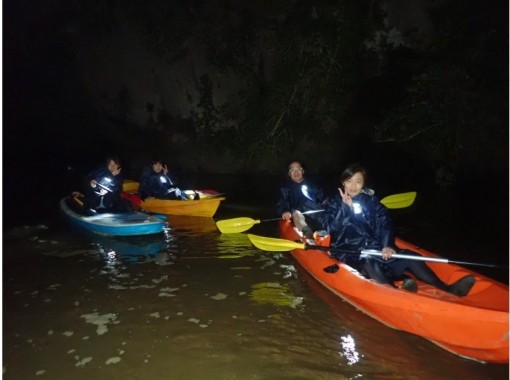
[373,65,505,177]
[59,0,507,176]
[209,1,369,158]
[371,0,508,184]
[119,1,369,160]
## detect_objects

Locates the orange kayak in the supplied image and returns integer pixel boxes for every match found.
[122,180,225,218]
[279,220,509,363]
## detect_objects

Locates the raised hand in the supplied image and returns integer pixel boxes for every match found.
[338,187,353,207]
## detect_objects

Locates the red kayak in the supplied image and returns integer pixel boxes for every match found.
[279,220,509,363]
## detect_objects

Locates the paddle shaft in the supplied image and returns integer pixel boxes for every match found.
[217,192,416,234]
[246,234,503,269]
[260,209,325,223]
[305,245,502,268]
[94,182,114,193]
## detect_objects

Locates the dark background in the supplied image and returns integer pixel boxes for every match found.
[3,0,508,233]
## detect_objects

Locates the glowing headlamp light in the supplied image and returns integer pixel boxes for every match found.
[352,202,362,214]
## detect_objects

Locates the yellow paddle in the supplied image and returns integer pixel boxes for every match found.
[378,191,416,209]
[216,209,324,234]
[216,191,417,234]
[246,234,502,268]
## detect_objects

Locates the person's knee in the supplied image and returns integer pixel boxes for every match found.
[363,259,392,285]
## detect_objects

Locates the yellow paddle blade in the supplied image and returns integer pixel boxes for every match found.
[73,196,84,207]
[380,192,417,209]
[216,217,261,233]
[248,234,305,252]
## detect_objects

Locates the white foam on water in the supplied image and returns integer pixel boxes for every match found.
[151,275,168,284]
[81,312,118,335]
[160,287,179,292]
[75,357,93,367]
[105,357,121,365]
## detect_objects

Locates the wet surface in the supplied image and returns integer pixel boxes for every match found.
[3,195,508,379]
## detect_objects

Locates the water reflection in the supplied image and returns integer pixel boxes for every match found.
[250,282,304,308]
[92,232,173,256]
[216,233,255,258]
[166,215,218,236]
[339,334,361,366]
[3,211,509,379]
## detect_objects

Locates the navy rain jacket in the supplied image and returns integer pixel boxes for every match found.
[276,179,325,216]
[319,191,395,266]
[139,169,178,200]
[84,165,123,209]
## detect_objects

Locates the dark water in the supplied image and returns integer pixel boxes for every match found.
[3,174,509,379]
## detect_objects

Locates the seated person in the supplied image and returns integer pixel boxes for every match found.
[139,159,192,201]
[74,156,124,213]
[295,163,475,296]
[276,160,326,238]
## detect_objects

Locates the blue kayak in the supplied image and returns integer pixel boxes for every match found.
[60,197,167,236]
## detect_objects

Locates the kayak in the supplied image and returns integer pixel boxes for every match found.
[60,197,167,236]
[279,220,509,363]
[121,180,225,218]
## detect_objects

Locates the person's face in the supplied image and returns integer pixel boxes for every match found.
[288,162,304,183]
[107,160,121,175]
[342,172,364,197]
[152,162,163,173]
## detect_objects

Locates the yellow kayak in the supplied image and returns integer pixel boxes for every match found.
[121,180,225,218]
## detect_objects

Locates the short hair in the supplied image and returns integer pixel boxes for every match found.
[106,156,121,167]
[287,159,306,171]
[340,164,368,186]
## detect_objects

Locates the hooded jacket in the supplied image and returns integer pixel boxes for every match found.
[319,191,395,263]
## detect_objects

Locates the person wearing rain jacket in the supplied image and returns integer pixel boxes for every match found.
[139,158,188,201]
[294,163,475,296]
[83,156,123,212]
[276,160,326,237]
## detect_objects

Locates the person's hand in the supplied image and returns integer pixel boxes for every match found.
[162,164,168,174]
[90,179,98,187]
[282,211,292,220]
[339,187,353,207]
[112,167,121,176]
[381,246,395,260]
